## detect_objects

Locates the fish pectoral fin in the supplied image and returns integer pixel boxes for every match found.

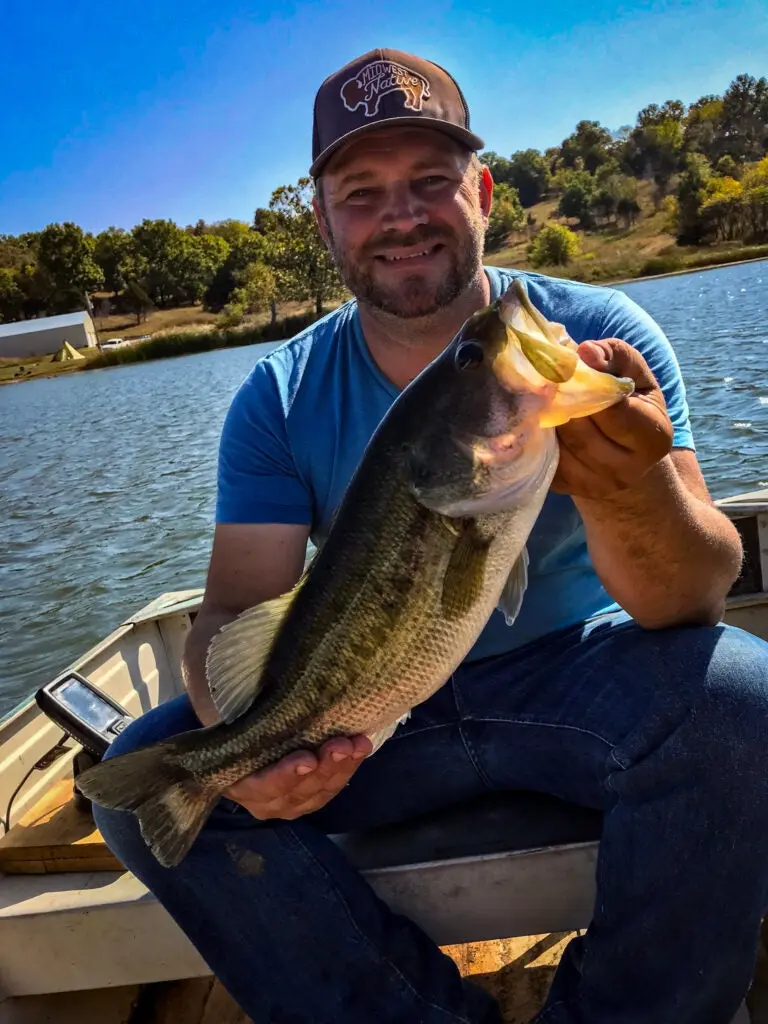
[206,588,299,724]
[441,519,490,620]
[539,360,635,428]
[498,547,529,626]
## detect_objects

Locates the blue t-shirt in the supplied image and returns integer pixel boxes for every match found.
[216,267,695,660]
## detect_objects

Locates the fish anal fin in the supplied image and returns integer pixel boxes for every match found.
[441,519,490,620]
[367,711,411,753]
[498,548,529,626]
[206,588,299,724]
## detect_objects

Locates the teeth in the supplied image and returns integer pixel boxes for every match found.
[384,249,431,262]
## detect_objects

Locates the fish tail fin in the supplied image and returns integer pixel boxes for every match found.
[77,745,221,868]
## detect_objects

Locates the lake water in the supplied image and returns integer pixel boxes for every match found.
[1,261,767,718]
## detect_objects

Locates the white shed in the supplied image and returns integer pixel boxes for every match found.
[0,311,97,359]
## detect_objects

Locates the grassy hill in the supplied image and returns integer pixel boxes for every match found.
[491,180,768,283]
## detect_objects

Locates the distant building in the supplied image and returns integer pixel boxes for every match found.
[0,311,97,359]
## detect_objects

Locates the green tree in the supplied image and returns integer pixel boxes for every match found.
[232,261,277,313]
[206,220,254,247]
[507,149,551,207]
[485,183,526,251]
[527,224,581,267]
[557,171,595,226]
[684,96,724,161]
[36,222,104,312]
[560,120,613,174]
[124,280,154,325]
[268,178,344,315]
[719,74,768,162]
[94,227,134,296]
[131,219,187,307]
[175,233,231,304]
[479,151,513,186]
[675,152,712,243]
[0,268,26,323]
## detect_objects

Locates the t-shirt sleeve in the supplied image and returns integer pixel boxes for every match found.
[598,289,695,451]
[215,360,313,525]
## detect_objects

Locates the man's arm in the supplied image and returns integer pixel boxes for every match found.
[555,338,743,630]
[576,451,742,629]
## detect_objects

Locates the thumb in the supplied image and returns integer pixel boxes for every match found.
[576,338,659,393]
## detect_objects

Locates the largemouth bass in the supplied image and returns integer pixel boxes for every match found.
[78,280,633,867]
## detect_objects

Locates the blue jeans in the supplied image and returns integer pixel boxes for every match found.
[94,612,768,1023]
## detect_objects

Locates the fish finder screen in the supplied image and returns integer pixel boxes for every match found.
[57,678,117,731]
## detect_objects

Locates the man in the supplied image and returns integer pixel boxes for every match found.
[95,49,768,1023]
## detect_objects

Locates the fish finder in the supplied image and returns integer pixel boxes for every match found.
[35,672,134,758]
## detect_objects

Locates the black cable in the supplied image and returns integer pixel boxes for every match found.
[1,734,69,835]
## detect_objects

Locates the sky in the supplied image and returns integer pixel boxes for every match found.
[1,0,766,237]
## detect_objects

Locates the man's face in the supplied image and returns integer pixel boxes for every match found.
[314,128,492,319]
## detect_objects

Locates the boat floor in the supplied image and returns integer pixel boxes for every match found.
[2,927,768,1023]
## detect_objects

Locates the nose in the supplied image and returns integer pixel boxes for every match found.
[379,181,429,233]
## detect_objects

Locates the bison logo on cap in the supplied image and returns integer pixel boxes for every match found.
[341,60,430,118]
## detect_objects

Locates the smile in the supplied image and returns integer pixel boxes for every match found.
[377,244,442,263]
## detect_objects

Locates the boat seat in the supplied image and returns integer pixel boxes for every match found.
[335,789,602,945]
[0,790,602,995]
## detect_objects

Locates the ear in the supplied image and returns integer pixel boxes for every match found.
[479,165,493,223]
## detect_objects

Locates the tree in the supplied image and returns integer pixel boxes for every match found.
[527,224,581,267]
[131,219,187,307]
[130,220,229,307]
[675,152,712,243]
[206,220,254,247]
[232,261,277,314]
[720,74,768,162]
[479,151,513,186]
[560,120,613,174]
[94,227,134,296]
[124,280,153,325]
[507,150,551,207]
[684,96,724,161]
[557,171,595,226]
[0,268,26,323]
[176,233,230,304]
[485,183,526,251]
[36,222,104,312]
[267,178,344,315]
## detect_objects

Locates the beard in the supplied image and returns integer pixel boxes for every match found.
[325,219,486,320]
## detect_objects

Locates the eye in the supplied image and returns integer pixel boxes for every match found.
[454,340,485,371]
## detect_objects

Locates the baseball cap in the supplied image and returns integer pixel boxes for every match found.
[310,48,485,178]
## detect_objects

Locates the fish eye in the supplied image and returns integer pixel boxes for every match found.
[454,340,485,371]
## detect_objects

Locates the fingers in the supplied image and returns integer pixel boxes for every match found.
[225,734,373,821]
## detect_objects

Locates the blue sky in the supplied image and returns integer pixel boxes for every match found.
[1,0,766,236]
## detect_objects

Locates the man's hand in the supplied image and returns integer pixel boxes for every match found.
[225,734,373,821]
[552,338,674,499]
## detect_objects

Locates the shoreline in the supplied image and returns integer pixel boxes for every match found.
[2,253,767,387]
[606,254,768,287]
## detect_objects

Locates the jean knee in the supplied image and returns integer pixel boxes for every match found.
[687,624,768,785]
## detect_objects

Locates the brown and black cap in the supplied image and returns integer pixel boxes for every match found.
[311,48,484,178]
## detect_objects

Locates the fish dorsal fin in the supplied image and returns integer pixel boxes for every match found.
[498,547,529,626]
[441,519,490,621]
[206,588,299,724]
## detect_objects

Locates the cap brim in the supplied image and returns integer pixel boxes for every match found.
[310,117,485,178]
